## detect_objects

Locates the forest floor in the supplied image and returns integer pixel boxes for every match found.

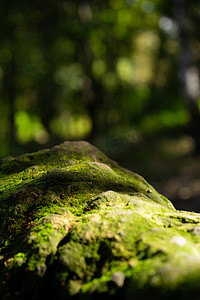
[110,134,200,213]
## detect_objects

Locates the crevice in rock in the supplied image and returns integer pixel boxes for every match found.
[57,232,72,248]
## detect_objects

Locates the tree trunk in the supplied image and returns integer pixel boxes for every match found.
[3,50,16,148]
[173,0,200,154]
[78,3,104,142]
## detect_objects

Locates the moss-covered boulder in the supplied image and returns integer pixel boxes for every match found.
[1,141,200,299]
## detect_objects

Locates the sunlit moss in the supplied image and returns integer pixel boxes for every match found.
[1,141,200,298]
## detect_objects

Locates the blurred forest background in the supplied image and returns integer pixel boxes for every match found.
[1,0,200,211]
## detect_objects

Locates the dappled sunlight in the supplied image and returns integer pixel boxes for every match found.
[50,114,92,139]
[159,135,195,157]
[141,1,155,13]
[140,109,190,134]
[116,29,161,85]
[102,72,117,90]
[55,64,83,91]
[116,58,134,83]
[159,16,179,38]
[15,111,49,144]
[0,0,191,155]
[92,59,106,77]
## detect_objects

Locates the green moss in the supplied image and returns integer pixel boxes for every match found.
[1,141,200,299]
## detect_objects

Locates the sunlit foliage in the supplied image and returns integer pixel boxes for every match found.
[0,0,197,156]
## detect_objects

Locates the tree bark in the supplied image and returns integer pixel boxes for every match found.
[78,3,104,142]
[173,0,200,154]
[3,49,16,148]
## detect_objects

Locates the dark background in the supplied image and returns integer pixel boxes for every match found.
[1,0,200,212]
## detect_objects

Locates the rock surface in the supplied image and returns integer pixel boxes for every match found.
[0,141,200,299]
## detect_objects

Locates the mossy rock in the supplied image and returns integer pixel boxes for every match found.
[0,141,200,299]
